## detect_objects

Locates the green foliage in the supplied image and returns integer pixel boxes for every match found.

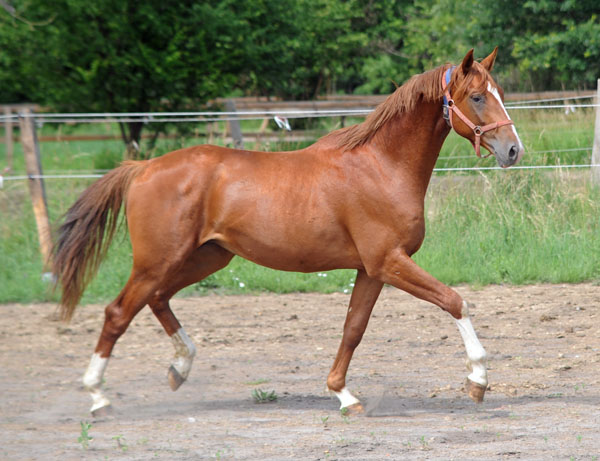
[353,55,399,95]
[414,171,600,285]
[0,10,40,102]
[1,0,598,113]
[93,149,122,171]
[0,0,246,150]
[77,421,92,450]
[251,388,278,403]
[15,0,244,111]
[231,0,362,99]
[112,434,128,452]
[467,0,600,90]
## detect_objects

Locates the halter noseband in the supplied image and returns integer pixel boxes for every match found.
[442,66,514,158]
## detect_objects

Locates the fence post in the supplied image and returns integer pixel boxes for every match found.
[224,99,244,149]
[592,78,600,186]
[18,109,53,270]
[3,105,13,170]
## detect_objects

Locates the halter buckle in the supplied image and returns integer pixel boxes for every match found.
[442,105,450,122]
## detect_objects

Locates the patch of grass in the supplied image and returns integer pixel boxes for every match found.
[245,378,270,386]
[112,434,128,452]
[77,421,93,450]
[415,170,600,286]
[93,149,123,171]
[251,388,278,403]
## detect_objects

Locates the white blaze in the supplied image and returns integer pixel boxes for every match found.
[487,82,524,153]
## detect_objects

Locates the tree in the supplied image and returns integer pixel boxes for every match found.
[1,0,247,157]
[2,0,598,141]
[467,0,600,91]
[0,3,47,104]
[229,0,369,100]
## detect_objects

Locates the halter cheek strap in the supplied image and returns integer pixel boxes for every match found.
[441,66,514,159]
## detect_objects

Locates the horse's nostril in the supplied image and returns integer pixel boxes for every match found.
[508,145,518,159]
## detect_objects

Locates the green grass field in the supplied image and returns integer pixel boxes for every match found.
[1,107,599,305]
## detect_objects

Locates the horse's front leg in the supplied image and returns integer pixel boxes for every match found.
[327,270,383,412]
[370,248,488,402]
[456,300,488,401]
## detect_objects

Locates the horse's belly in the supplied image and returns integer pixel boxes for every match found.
[215,224,361,273]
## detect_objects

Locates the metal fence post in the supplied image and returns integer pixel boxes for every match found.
[3,105,13,170]
[591,79,600,186]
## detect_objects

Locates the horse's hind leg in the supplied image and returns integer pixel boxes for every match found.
[83,271,162,414]
[327,270,383,412]
[148,243,234,391]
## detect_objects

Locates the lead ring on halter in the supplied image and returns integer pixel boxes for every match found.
[441,66,514,159]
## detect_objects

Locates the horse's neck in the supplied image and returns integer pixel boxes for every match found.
[369,100,450,192]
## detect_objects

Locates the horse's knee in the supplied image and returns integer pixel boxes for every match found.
[342,324,365,350]
[326,372,345,393]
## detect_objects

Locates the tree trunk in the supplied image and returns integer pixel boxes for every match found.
[119,121,144,160]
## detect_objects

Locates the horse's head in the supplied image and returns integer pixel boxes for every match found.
[443,48,524,168]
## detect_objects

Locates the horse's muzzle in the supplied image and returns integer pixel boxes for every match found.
[493,142,523,168]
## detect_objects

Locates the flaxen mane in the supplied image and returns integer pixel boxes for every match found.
[332,61,493,151]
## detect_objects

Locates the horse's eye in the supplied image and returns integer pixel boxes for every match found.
[471,94,484,104]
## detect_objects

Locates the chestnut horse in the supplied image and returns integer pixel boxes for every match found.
[53,48,523,414]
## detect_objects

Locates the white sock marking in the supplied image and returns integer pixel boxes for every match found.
[455,302,488,386]
[171,328,196,379]
[83,353,111,412]
[333,387,360,409]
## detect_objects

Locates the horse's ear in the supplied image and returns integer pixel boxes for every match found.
[481,46,498,72]
[461,49,474,74]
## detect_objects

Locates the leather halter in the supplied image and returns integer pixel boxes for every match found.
[442,66,514,158]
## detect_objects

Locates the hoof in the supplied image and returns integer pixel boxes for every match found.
[168,365,186,391]
[466,378,486,403]
[91,404,113,418]
[342,402,364,416]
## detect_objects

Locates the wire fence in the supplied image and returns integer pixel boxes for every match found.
[1,93,598,184]
[2,164,600,186]
[504,94,595,106]
[0,103,598,124]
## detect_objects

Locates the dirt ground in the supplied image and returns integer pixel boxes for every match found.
[1,283,599,460]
